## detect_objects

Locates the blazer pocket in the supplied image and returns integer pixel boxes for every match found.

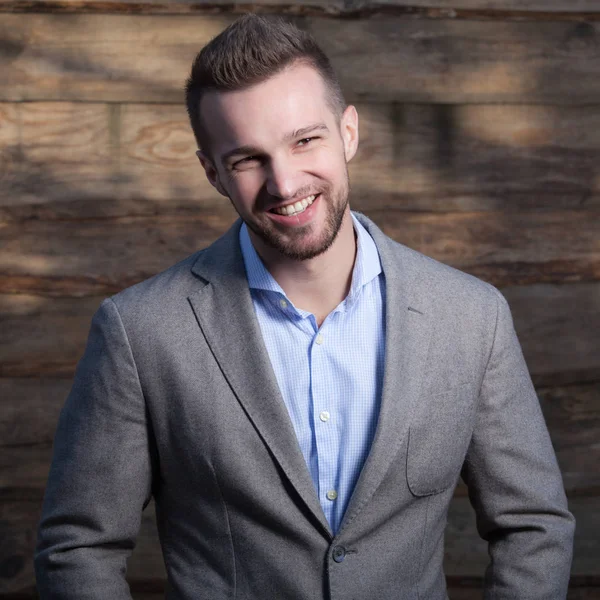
[406,383,475,497]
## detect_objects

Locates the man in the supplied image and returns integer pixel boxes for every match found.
[35,14,575,599]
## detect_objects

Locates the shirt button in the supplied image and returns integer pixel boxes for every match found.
[326,489,338,501]
[319,410,330,422]
[280,299,288,308]
[315,333,324,345]
[332,546,346,563]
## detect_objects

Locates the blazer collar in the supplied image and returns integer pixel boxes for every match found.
[189,213,433,539]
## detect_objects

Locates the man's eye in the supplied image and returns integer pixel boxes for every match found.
[297,137,316,147]
[233,156,259,168]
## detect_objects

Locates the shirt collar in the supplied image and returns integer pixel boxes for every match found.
[239,211,382,297]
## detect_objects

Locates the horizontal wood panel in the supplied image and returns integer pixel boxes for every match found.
[2,379,597,498]
[0,0,599,16]
[0,294,104,377]
[1,496,597,595]
[0,378,71,447]
[538,382,600,496]
[2,102,600,213]
[0,284,598,384]
[503,283,600,387]
[2,15,600,103]
[362,0,600,13]
[1,208,599,297]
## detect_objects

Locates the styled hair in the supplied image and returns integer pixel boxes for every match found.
[184,14,346,156]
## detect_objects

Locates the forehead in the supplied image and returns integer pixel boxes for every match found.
[200,63,335,156]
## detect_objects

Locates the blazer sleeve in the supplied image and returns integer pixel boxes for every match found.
[34,297,153,599]
[461,287,576,599]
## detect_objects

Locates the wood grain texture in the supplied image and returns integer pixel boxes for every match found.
[0,378,72,447]
[1,208,599,297]
[2,15,600,103]
[0,283,598,384]
[1,379,597,499]
[2,102,600,214]
[1,496,597,596]
[360,0,600,13]
[502,283,600,387]
[0,294,104,377]
[538,382,600,496]
[1,0,600,17]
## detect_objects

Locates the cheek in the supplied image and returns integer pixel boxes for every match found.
[227,173,264,206]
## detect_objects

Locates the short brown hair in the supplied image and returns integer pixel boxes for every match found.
[185,14,346,155]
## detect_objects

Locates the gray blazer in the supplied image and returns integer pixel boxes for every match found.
[35,213,575,599]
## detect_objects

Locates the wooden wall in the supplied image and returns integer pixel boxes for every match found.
[1,1,599,598]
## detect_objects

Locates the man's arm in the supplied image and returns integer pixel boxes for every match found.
[461,287,575,598]
[35,297,153,599]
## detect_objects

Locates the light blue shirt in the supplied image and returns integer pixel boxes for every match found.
[239,213,386,533]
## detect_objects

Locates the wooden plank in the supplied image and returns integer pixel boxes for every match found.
[370,209,600,288]
[2,102,600,214]
[2,379,597,499]
[0,294,104,377]
[351,103,600,212]
[502,283,600,387]
[0,0,599,17]
[1,207,599,297]
[361,0,600,13]
[311,18,600,104]
[538,382,600,496]
[0,378,71,446]
[1,496,597,596]
[0,283,599,384]
[0,103,115,205]
[0,444,52,500]
[0,211,237,296]
[2,15,600,103]
[0,0,347,15]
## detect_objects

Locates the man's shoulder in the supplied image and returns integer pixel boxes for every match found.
[357,212,502,310]
[391,235,498,296]
[109,249,207,316]
[109,219,241,317]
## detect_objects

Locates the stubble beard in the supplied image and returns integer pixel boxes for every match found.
[239,174,350,262]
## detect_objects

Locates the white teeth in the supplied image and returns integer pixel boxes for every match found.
[273,194,316,216]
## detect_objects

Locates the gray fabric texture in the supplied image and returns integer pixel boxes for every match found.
[35,213,575,599]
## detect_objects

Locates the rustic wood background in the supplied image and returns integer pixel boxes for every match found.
[1,1,599,598]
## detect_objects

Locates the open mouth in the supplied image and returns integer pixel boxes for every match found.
[269,194,318,217]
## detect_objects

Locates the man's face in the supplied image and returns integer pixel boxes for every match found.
[197,62,359,261]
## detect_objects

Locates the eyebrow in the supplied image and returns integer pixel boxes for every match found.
[220,122,330,164]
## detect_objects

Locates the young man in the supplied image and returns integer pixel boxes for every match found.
[35,14,575,599]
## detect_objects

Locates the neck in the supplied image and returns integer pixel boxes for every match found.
[250,208,357,326]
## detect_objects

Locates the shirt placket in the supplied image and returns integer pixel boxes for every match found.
[309,318,342,531]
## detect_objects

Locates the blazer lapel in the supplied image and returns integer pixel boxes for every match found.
[188,221,332,538]
[339,214,434,534]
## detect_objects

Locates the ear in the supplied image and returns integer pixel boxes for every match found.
[196,150,228,197]
[340,105,359,163]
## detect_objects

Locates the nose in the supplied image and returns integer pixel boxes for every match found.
[265,155,302,200]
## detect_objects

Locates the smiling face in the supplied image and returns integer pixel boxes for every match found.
[197,61,359,262]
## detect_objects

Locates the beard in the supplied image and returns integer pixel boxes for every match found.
[235,173,350,262]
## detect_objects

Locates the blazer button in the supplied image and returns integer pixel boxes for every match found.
[332,546,346,563]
